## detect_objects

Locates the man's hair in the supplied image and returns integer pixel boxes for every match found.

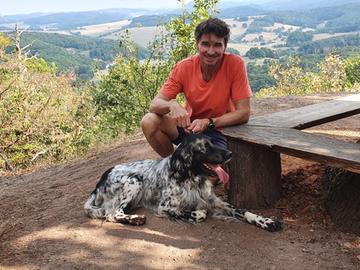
[195,18,230,46]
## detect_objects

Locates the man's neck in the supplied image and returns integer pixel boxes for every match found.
[200,60,222,82]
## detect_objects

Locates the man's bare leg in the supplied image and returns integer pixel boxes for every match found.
[141,113,179,157]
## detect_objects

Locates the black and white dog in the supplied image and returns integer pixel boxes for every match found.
[84,133,282,232]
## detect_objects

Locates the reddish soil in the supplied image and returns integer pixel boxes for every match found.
[1,94,360,270]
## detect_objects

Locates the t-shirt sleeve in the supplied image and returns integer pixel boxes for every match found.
[159,63,183,100]
[230,57,252,101]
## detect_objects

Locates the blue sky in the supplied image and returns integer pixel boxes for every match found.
[1,0,262,15]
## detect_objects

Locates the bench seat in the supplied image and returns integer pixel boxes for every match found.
[224,125,360,174]
[223,94,360,209]
[249,94,360,129]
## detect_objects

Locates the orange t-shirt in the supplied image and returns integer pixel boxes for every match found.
[160,53,252,121]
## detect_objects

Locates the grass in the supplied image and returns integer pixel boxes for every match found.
[101,26,164,47]
[75,20,131,37]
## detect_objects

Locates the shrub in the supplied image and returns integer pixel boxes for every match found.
[257,54,354,97]
[0,56,96,171]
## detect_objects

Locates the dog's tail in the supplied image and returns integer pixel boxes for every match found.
[84,191,105,219]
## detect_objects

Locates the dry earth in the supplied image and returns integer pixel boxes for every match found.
[1,94,360,270]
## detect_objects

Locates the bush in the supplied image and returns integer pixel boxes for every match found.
[256,54,356,97]
[92,43,168,135]
[345,56,360,87]
[0,56,96,171]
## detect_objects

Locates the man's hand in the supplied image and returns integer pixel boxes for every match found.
[188,119,210,133]
[168,101,191,128]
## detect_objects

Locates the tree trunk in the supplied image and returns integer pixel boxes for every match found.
[325,166,360,234]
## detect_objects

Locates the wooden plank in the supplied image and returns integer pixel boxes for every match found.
[249,94,360,129]
[223,125,360,173]
[227,138,281,209]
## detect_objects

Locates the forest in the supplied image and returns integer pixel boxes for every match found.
[4,31,148,80]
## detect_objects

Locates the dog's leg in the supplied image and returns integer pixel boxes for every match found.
[159,206,207,223]
[157,196,207,223]
[176,209,208,223]
[112,208,146,226]
[209,195,282,232]
[105,179,146,226]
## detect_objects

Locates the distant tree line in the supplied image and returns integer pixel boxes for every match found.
[247,62,276,93]
[298,34,360,54]
[127,15,175,28]
[20,10,132,30]
[263,3,360,33]
[286,30,313,46]
[245,47,278,59]
[4,31,148,80]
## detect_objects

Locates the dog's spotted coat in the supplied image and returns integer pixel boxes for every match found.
[84,134,282,232]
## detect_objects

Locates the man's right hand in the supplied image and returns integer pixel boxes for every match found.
[149,94,191,128]
[168,101,191,128]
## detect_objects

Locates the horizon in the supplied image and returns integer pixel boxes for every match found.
[1,0,261,16]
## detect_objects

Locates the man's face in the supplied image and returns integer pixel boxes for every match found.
[197,33,226,67]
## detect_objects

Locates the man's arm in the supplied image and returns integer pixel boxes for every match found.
[213,98,250,128]
[149,93,191,128]
[188,98,250,133]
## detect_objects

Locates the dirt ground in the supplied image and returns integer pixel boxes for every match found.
[1,94,360,270]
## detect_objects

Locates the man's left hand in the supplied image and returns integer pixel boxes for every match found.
[187,119,210,133]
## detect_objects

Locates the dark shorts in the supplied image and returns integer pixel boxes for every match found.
[172,127,228,150]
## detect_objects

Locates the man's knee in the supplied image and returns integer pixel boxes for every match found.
[141,113,161,134]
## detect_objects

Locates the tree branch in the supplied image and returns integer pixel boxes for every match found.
[0,152,15,171]
[0,78,17,99]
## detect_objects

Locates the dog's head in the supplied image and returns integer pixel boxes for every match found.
[170,133,232,181]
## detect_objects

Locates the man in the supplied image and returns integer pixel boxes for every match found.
[141,18,252,182]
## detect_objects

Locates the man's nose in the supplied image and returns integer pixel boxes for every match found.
[207,46,215,55]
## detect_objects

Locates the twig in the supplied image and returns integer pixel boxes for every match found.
[0,78,17,99]
[0,152,15,171]
[31,148,49,162]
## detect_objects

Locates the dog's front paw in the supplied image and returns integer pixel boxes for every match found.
[244,212,283,232]
[180,210,207,224]
[128,214,146,226]
[114,213,146,225]
[263,218,282,232]
[190,209,207,223]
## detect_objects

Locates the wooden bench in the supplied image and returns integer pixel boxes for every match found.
[223,94,360,209]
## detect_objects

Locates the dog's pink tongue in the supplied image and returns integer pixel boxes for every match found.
[214,166,229,185]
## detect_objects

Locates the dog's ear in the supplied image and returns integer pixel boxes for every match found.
[170,142,193,180]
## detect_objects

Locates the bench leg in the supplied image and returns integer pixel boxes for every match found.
[227,138,282,209]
